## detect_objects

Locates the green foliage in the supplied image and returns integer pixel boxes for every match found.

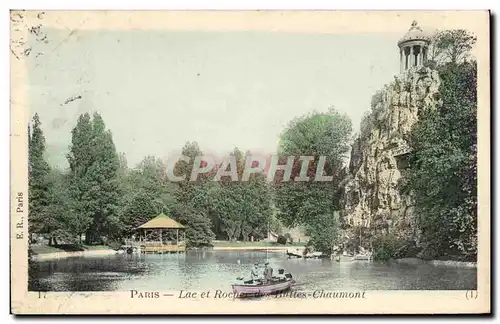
[370,90,384,110]
[44,170,83,245]
[372,234,420,261]
[274,108,352,227]
[121,190,166,235]
[170,141,216,245]
[269,211,284,235]
[28,114,51,236]
[106,240,123,251]
[429,29,477,65]
[278,107,352,163]
[118,155,177,233]
[305,212,341,255]
[202,148,273,241]
[272,108,351,254]
[276,235,287,245]
[67,112,121,244]
[359,111,374,138]
[169,204,215,248]
[405,60,477,261]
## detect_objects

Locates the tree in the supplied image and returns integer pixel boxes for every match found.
[120,156,177,212]
[273,108,352,227]
[44,170,84,245]
[171,141,217,242]
[28,114,51,238]
[272,108,351,254]
[121,190,166,235]
[169,204,215,248]
[67,112,121,244]
[428,29,477,65]
[405,60,477,261]
[66,113,93,242]
[173,141,205,205]
[305,212,341,254]
[277,235,287,245]
[209,148,273,241]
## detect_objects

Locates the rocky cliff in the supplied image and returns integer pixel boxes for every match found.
[340,66,441,244]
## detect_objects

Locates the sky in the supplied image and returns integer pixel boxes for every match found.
[28,27,401,169]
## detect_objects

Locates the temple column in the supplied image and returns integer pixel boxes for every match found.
[400,48,404,73]
[409,46,414,67]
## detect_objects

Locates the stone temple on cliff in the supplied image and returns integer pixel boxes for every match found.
[340,20,441,236]
[398,21,430,74]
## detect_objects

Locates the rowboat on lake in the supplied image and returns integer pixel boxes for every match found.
[232,275,295,297]
[232,268,296,298]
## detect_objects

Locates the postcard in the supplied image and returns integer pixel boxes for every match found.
[10,10,490,315]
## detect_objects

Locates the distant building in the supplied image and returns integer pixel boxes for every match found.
[263,231,279,242]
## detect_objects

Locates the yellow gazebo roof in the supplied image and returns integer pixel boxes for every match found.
[138,213,185,229]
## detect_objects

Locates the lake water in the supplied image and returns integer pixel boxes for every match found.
[29,250,477,292]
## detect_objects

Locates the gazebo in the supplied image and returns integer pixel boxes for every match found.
[137,213,186,254]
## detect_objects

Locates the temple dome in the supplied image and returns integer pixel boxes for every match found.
[398,21,430,47]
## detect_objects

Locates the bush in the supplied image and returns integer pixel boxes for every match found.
[372,234,420,261]
[277,235,287,245]
[107,240,123,251]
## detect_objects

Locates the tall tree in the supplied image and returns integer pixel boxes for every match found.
[125,156,177,209]
[209,148,273,241]
[273,108,352,227]
[173,141,204,205]
[28,114,51,239]
[428,29,477,65]
[305,211,341,255]
[405,60,477,261]
[121,190,167,235]
[171,141,216,243]
[67,113,95,243]
[169,204,215,248]
[44,170,81,245]
[67,112,121,244]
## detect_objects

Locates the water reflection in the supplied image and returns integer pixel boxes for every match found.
[29,251,477,292]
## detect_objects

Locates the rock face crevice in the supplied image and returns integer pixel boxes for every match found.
[340,66,440,243]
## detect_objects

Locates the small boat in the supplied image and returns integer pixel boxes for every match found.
[232,274,296,298]
[352,253,372,261]
[286,249,303,259]
[304,251,327,259]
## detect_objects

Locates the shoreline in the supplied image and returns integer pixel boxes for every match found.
[211,246,302,252]
[31,247,477,269]
[31,245,302,261]
[392,257,477,268]
[31,249,117,261]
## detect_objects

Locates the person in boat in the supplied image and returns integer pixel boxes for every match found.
[263,262,274,283]
[275,268,287,281]
[250,263,261,281]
